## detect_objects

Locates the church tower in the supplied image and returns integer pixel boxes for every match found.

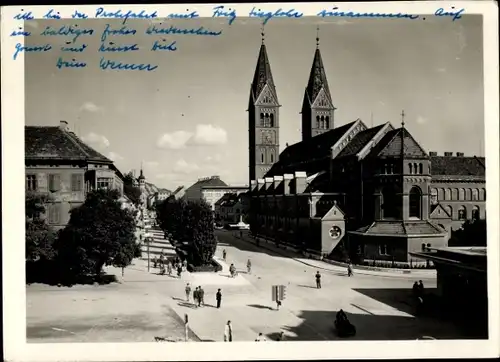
[138,164,147,207]
[248,29,280,184]
[301,27,336,141]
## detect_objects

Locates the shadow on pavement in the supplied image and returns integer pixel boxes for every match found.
[273,309,481,341]
[247,304,275,311]
[297,284,318,289]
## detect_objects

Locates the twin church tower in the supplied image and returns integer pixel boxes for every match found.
[248,29,337,183]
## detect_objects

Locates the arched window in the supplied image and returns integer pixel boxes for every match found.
[260,113,264,127]
[316,116,320,128]
[458,206,466,220]
[445,205,453,219]
[261,151,264,163]
[444,188,451,201]
[472,189,479,200]
[382,186,399,219]
[465,188,471,200]
[320,116,325,129]
[413,163,418,173]
[458,188,465,200]
[409,163,413,174]
[479,188,486,200]
[419,163,423,174]
[451,188,458,201]
[325,116,330,129]
[430,188,438,205]
[421,243,426,251]
[409,186,422,219]
[472,206,480,220]
[437,188,444,201]
[270,152,274,163]
[269,114,274,128]
[426,243,431,249]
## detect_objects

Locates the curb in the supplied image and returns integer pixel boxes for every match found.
[237,233,436,278]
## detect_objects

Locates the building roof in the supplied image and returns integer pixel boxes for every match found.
[350,220,446,237]
[366,127,428,159]
[305,47,332,106]
[186,176,228,195]
[201,185,248,190]
[216,192,241,207]
[267,121,356,177]
[25,126,111,162]
[336,124,386,158]
[250,43,278,103]
[430,155,485,178]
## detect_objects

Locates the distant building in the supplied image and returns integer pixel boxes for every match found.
[25,121,125,229]
[246,38,486,264]
[183,175,248,211]
[214,192,250,225]
[171,185,186,200]
[147,188,172,208]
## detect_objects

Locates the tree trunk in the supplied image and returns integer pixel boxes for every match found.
[95,261,105,282]
[122,267,124,277]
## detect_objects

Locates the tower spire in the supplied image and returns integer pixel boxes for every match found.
[401,109,406,128]
[400,110,406,158]
[261,23,265,44]
[316,26,320,49]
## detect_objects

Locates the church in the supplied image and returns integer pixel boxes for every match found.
[247,32,486,265]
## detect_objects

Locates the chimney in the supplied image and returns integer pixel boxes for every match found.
[444,152,453,157]
[294,171,307,194]
[257,178,265,193]
[283,173,294,195]
[59,120,69,131]
[273,175,283,192]
[456,152,464,157]
[429,151,437,156]
[264,177,274,193]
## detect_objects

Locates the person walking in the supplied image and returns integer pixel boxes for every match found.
[224,320,233,342]
[315,271,322,289]
[199,286,205,307]
[167,260,172,276]
[216,288,222,309]
[177,263,182,278]
[229,263,236,278]
[193,287,199,307]
[222,249,227,261]
[185,283,192,302]
[347,263,353,277]
[255,332,266,341]
[418,280,425,296]
[247,259,252,274]
[412,281,419,298]
[183,259,188,272]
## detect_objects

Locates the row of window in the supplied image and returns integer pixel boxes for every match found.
[431,187,485,201]
[26,174,117,192]
[26,174,84,192]
[259,149,275,164]
[259,113,275,128]
[381,163,426,175]
[315,115,330,129]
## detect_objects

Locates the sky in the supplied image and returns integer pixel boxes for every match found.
[24,15,484,191]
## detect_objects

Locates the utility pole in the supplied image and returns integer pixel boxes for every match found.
[147,237,150,272]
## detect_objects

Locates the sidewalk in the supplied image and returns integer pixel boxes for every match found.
[236,232,436,280]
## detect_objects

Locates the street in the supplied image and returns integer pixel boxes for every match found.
[27,228,471,343]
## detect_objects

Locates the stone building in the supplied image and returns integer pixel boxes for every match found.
[214,192,250,225]
[247,37,486,264]
[25,121,125,229]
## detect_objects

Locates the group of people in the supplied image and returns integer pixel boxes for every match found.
[153,252,188,277]
[185,283,224,309]
[223,249,252,277]
[412,280,426,314]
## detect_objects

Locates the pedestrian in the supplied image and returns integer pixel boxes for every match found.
[347,263,353,277]
[216,288,222,309]
[247,259,252,274]
[255,332,266,341]
[193,287,199,307]
[229,263,236,278]
[199,286,205,307]
[177,263,182,277]
[418,280,425,296]
[222,249,227,261]
[183,259,188,271]
[185,283,192,302]
[167,260,172,276]
[412,281,419,298]
[224,320,233,342]
[315,271,322,289]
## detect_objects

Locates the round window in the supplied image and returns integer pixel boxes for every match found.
[329,226,342,239]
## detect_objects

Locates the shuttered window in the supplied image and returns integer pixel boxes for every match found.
[71,174,83,191]
[48,174,61,192]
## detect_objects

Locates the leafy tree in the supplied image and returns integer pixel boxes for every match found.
[56,189,137,278]
[449,219,487,247]
[123,171,142,206]
[25,192,56,262]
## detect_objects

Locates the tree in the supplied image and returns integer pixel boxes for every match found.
[123,171,142,206]
[25,192,56,262]
[449,219,487,247]
[56,189,137,278]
